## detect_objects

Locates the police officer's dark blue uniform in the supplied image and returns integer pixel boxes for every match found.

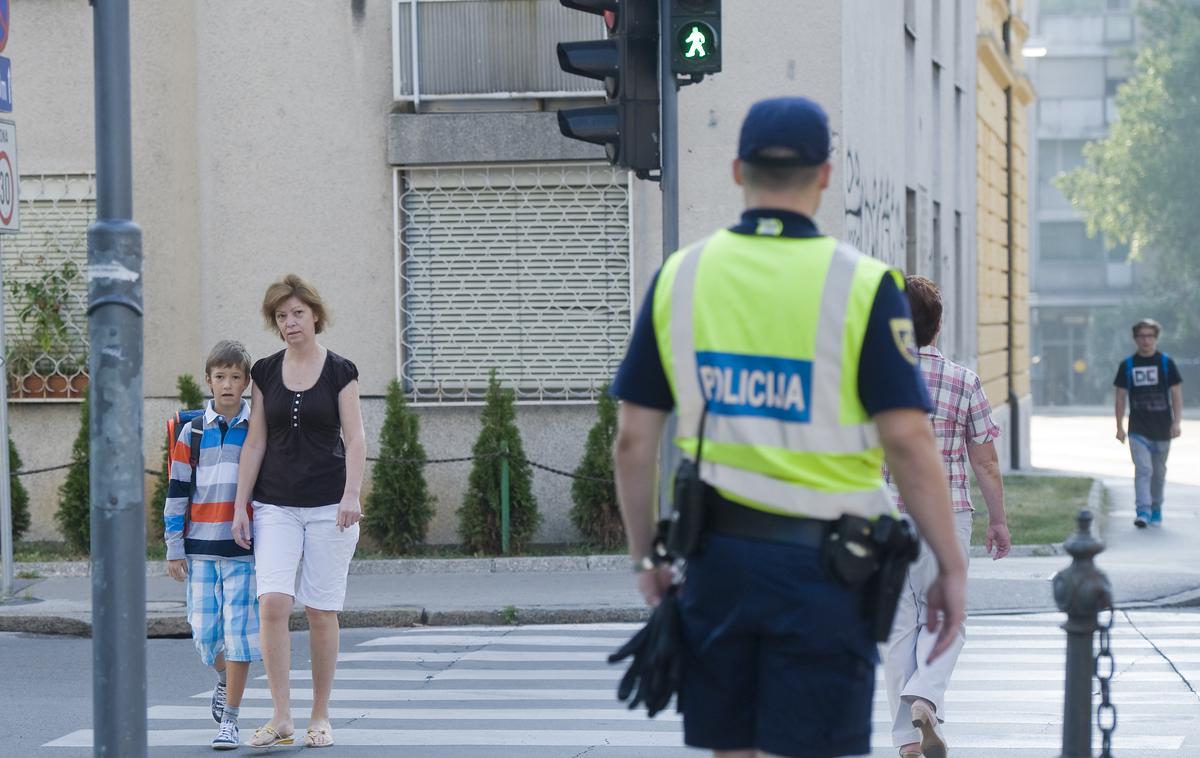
[611,97,966,758]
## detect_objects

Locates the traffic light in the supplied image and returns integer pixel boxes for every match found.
[669,0,721,76]
[556,0,661,176]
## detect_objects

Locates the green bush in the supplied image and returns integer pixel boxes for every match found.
[149,375,206,542]
[569,389,624,549]
[458,370,540,554]
[363,379,435,553]
[9,439,31,541]
[55,398,90,554]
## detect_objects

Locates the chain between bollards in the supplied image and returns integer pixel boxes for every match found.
[1052,508,1115,758]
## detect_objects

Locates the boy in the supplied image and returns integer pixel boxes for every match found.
[1114,318,1183,528]
[164,340,259,750]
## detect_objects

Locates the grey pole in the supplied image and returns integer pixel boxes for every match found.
[0,243,12,600]
[89,1,147,756]
[657,0,680,517]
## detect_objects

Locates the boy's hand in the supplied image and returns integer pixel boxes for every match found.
[336,496,362,532]
[167,559,188,582]
[231,506,252,549]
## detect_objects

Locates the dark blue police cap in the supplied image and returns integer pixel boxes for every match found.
[737,97,831,167]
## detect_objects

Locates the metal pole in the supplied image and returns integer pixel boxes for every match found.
[1052,509,1111,758]
[90,1,146,756]
[657,0,680,516]
[500,440,510,555]
[0,241,12,600]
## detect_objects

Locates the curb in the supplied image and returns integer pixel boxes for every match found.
[0,606,653,638]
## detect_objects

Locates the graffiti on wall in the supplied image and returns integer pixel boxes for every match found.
[843,148,904,264]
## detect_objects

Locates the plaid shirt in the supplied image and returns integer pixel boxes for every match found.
[884,346,1000,513]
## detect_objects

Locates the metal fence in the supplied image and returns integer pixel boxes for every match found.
[2,173,92,401]
[396,163,632,403]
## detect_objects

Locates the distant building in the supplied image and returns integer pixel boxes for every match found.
[1027,0,1140,405]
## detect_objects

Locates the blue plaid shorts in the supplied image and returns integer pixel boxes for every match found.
[186,558,262,666]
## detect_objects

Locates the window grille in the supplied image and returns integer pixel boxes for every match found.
[396,163,631,403]
[2,173,92,401]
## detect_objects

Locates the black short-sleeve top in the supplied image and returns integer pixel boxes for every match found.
[250,349,359,507]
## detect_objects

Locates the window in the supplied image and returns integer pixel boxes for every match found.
[396,163,631,403]
[1039,221,1104,260]
[1036,58,1107,99]
[3,174,92,400]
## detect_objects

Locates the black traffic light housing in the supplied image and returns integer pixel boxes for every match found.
[669,0,721,76]
[556,0,661,177]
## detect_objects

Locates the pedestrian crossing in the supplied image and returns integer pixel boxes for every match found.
[44,612,1200,755]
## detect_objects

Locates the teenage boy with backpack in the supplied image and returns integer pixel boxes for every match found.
[164,340,259,750]
[1114,319,1184,528]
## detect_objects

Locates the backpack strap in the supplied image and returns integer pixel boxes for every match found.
[1125,356,1134,391]
[189,415,204,500]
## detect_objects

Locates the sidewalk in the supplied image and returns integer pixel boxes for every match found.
[3,414,1198,637]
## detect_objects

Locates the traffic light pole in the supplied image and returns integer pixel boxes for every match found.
[90,1,147,755]
[657,0,680,519]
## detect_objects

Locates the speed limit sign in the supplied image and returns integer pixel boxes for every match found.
[0,119,18,233]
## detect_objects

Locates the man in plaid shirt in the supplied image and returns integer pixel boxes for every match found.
[881,276,1012,758]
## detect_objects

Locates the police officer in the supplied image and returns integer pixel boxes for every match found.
[611,97,968,758]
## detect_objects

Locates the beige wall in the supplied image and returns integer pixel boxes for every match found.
[977,0,1034,466]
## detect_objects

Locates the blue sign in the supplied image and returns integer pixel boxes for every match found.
[695,351,813,423]
[0,57,10,113]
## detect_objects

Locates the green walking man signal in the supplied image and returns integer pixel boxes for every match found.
[669,0,721,75]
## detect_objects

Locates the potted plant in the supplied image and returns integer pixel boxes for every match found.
[6,259,84,399]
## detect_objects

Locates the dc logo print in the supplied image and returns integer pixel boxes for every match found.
[1132,366,1159,387]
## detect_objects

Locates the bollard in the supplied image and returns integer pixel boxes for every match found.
[500,441,510,555]
[1052,508,1115,758]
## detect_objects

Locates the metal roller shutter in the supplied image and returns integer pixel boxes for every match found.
[397,163,631,403]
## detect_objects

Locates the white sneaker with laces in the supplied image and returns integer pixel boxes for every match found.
[211,718,239,750]
[210,682,227,724]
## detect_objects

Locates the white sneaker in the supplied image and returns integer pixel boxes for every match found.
[211,718,239,750]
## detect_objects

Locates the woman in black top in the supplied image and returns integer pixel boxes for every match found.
[232,274,365,749]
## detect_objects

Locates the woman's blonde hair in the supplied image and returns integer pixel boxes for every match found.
[261,274,330,339]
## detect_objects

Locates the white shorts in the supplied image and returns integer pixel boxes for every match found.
[252,502,359,612]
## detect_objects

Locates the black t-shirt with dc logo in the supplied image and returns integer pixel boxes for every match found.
[1113,352,1182,441]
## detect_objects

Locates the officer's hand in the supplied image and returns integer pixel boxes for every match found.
[636,566,674,607]
[924,567,966,663]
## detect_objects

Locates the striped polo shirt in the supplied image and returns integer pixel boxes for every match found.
[163,399,253,562]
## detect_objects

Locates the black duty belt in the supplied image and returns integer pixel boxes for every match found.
[704,487,829,548]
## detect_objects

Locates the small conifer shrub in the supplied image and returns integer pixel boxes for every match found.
[569,389,624,549]
[55,398,90,554]
[363,379,435,553]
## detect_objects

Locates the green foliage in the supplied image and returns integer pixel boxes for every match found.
[363,379,435,553]
[1057,0,1200,349]
[55,398,90,555]
[149,375,206,542]
[569,390,624,549]
[9,438,31,541]
[458,371,540,554]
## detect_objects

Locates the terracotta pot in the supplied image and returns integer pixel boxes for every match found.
[20,374,46,397]
[69,373,89,398]
[45,372,71,399]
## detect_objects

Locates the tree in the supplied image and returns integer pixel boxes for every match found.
[149,375,206,542]
[458,370,540,554]
[55,398,89,554]
[1058,0,1200,348]
[363,379,435,553]
[9,439,31,542]
[569,389,624,549]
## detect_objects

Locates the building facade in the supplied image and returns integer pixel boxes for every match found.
[1027,0,1140,406]
[977,0,1035,468]
[9,0,989,544]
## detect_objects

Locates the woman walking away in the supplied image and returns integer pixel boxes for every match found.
[882,275,1012,758]
[232,274,365,749]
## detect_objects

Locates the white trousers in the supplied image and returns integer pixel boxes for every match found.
[882,509,973,747]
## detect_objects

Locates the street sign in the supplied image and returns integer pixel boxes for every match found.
[0,0,9,54]
[0,119,19,233]
[0,57,12,112]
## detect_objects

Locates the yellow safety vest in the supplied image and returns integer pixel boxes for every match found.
[652,231,901,520]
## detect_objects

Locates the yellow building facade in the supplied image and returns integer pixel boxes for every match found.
[978,0,1035,466]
